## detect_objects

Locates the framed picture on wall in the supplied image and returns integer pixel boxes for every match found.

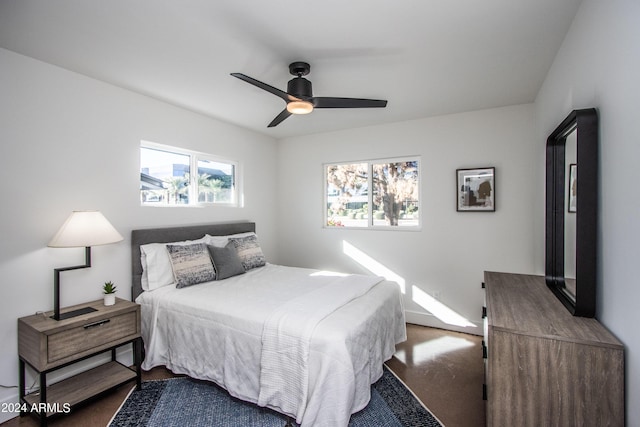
[456,167,495,212]
[568,163,577,213]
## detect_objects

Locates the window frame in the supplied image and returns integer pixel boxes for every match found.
[324,156,421,230]
[140,141,240,208]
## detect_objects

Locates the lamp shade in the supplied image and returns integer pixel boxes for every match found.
[48,211,123,248]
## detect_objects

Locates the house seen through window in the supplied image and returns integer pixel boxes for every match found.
[140,142,237,206]
[326,158,420,228]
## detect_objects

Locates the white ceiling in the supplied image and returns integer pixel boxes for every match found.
[0,0,583,139]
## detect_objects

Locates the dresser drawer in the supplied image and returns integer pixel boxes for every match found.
[47,311,137,363]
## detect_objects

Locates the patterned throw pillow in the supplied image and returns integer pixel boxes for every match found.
[140,237,207,290]
[229,235,266,271]
[207,242,246,280]
[166,243,216,288]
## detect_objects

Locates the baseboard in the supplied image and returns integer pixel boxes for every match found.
[405,310,483,336]
[0,393,19,424]
[0,347,134,424]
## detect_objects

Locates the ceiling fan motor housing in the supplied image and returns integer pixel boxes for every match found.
[287,77,313,98]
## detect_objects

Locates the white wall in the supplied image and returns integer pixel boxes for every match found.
[535,1,640,423]
[4,0,637,420]
[276,103,540,334]
[0,48,278,418]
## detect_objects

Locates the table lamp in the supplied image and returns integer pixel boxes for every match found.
[48,210,124,320]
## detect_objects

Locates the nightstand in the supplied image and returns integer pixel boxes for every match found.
[18,298,142,426]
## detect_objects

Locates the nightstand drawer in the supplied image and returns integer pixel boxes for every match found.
[47,311,136,363]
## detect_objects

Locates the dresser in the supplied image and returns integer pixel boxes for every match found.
[18,298,142,426]
[483,271,624,427]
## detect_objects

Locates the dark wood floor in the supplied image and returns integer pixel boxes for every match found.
[387,324,485,427]
[3,324,485,427]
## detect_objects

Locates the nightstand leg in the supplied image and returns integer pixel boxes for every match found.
[39,371,46,403]
[39,372,47,427]
[134,337,142,390]
[18,359,25,417]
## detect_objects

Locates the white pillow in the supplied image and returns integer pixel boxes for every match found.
[204,232,257,248]
[140,237,206,291]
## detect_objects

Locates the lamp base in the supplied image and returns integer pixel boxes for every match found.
[51,306,98,320]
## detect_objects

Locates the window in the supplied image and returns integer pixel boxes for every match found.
[140,142,238,206]
[325,158,420,228]
[197,158,235,203]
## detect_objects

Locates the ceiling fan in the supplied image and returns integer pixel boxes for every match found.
[231,62,387,128]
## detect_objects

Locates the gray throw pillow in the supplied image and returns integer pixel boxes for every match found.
[229,235,266,271]
[166,243,216,288]
[207,242,246,280]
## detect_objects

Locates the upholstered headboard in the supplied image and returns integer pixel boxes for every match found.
[131,221,256,300]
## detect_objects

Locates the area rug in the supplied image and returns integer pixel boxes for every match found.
[109,366,443,427]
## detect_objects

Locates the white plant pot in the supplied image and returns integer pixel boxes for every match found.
[104,293,116,306]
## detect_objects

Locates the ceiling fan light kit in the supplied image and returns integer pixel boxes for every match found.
[286,100,313,115]
[231,61,387,127]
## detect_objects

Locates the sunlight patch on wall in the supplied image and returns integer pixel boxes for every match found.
[394,336,475,365]
[342,241,406,293]
[412,285,475,328]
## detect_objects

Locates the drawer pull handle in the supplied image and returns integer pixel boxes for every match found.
[83,319,110,329]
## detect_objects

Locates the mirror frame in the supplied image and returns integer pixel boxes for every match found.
[545,108,598,317]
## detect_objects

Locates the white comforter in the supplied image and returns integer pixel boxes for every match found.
[136,264,406,427]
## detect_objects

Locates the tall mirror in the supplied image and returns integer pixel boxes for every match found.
[545,108,598,317]
[564,129,577,298]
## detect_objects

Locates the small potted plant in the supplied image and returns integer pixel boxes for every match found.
[103,281,117,306]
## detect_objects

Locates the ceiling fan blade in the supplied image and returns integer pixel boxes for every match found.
[312,97,387,109]
[268,108,293,127]
[231,73,296,103]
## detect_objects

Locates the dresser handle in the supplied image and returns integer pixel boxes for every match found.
[482,306,487,318]
[83,319,111,329]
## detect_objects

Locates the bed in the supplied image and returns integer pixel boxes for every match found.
[131,221,406,427]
